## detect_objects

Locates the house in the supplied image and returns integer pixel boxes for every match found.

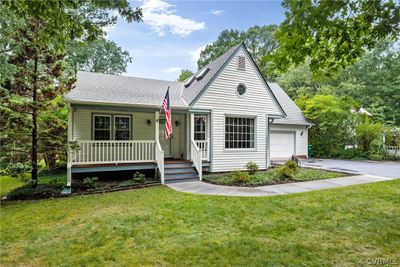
[65,43,312,187]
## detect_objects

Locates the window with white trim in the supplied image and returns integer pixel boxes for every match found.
[114,116,131,140]
[93,115,111,140]
[225,117,255,149]
[194,116,207,140]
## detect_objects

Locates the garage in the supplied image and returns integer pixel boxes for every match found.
[270,131,295,159]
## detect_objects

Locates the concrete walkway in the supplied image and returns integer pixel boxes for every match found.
[167,175,396,197]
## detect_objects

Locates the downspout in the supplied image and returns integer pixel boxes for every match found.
[266,117,274,169]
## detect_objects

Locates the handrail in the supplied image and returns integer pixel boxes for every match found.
[155,139,165,184]
[195,139,209,161]
[70,140,156,165]
[191,140,202,181]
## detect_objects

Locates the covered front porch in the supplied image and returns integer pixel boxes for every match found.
[67,104,210,186]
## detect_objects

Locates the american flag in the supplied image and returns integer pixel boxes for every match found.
[162,87,172,138]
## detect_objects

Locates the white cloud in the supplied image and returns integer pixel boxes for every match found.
[211,9,225,16]
[162,67,181,74]
[141,0,205,37]
[189,44,209,63]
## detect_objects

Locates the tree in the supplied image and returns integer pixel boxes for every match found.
[198,29,242,69]
[345,39,400,125]
[197,25,279,79]
[355,119,383,152]
[67,38,132,74]
[177,69,193,82]
[273,0,400,76]
[0,0,142,186]
[299,94,359,157]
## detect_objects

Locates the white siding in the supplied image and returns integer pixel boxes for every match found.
[192,48,282,172]
[270,124,308,157]
[72,109,155,141]
[72,108,186,159]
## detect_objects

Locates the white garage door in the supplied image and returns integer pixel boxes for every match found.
[270,131,295,159]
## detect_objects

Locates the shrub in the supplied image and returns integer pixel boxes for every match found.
[132,172,146,183]
[284,160,298,171]
[118,172,147,187]
[368,139,384,159]
[355,119,383,152]
[246,161,259,175]
[339,148,366,159]
[276,166,294,179]
[232,170,250,184]
[368,154,384,161]
[82,177,98,189]
[7,184,61,200]
[6,163,31,182]
[118,180,135,187]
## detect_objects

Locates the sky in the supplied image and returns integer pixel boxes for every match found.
[105,0,286,81]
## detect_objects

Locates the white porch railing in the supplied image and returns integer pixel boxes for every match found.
[385,146,400,157]
[69,140,156,165]
[191,140,202,181]
[195,139,209,161]
[155,140,165,184]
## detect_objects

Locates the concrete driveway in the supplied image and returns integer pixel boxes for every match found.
[299,158,400,178]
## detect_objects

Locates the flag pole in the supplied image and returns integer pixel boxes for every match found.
[160,86,170,114]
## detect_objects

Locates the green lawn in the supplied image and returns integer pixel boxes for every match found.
[0,176,24,197]
[204,167,344,186]
[1,177,399,266]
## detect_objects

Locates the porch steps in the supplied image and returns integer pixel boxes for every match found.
[164,160,199,183]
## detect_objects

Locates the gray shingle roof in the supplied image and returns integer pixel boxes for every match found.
[65,47,310,127]
[181,43,242,104]
[65,72,187,108]
[268,83,312,126]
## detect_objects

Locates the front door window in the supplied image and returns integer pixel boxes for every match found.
[194,116,207,141]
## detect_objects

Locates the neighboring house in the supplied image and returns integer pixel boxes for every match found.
[65,43,312,187]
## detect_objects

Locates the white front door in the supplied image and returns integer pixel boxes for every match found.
[159,119,172,158]
[270,131,295,159]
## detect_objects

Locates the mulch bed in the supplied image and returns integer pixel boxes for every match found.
[2,182,161,202]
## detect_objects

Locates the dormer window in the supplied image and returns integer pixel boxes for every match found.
[238,56,246,71]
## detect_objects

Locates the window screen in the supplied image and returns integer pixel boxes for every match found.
[114,116,131,140]
[93,115,111,140]
[225,117,255,149]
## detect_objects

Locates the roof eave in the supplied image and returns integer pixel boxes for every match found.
[66,99,189,110]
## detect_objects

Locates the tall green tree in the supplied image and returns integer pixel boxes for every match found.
[0,0,142,186]
[345,39,400,125]
[67,38,132,74]
[198,29,242,69]
[197,25,279,79]
[177,69,193,82]
[273,0,400,75]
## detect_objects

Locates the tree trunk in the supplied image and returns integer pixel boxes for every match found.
[31,54,38,187]
[44,154,57,170]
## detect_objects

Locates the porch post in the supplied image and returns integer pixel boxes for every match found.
[65,103,72,192]
[155,111,160,142]
[190,113,194,141]
[186,114,190,160]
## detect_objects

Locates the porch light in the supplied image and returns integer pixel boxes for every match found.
[301,131,304,136]
[146,119,151,126]
[175,120,180,127]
